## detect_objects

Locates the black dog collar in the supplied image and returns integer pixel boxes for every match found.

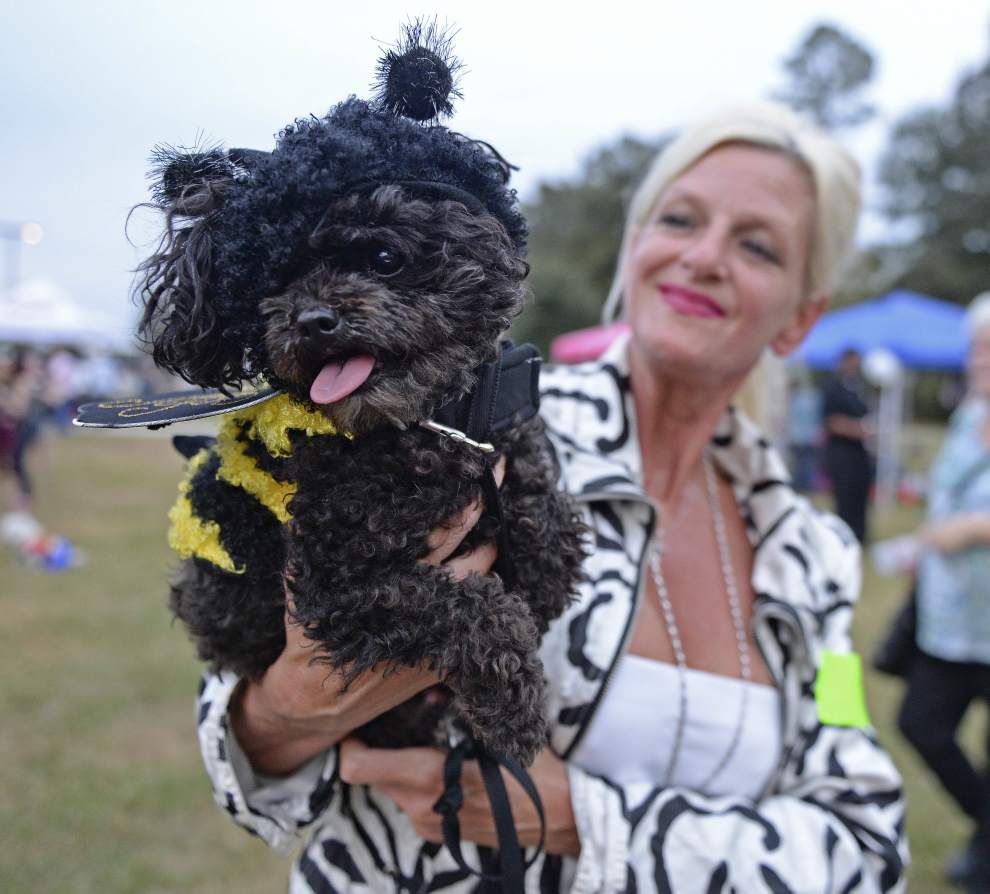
[424,341,541,451]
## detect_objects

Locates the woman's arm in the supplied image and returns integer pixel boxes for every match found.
[229,606,441,777]
[922,512,990,553]
[337,738,581,856]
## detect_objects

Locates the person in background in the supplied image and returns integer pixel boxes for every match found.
[898,293,990,893]
[823,347,873,542]
[0,349,18,501]
[44,346,82,430]
[787,363,822,492]
[0,346,47,513]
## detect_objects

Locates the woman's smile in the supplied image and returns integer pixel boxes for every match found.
[658,283,725,319]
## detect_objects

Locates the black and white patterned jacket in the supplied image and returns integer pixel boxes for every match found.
[196,336,908,893]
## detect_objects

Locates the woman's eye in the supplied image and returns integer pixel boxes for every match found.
[659,212,692,229]
[370,247,403,276]
[742,239,780,264]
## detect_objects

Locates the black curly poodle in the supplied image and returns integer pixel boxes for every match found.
[134,27,585,765]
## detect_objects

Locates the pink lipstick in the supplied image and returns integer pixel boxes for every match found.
[658,284,725,318]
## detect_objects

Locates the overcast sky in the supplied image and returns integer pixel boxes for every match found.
[2,0,988,340]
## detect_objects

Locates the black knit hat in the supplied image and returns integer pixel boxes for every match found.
[149,20,525,323]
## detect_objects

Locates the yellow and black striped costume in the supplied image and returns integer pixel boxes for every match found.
[168,394,346,575]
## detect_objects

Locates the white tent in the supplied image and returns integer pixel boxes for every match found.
[0,277,136,352]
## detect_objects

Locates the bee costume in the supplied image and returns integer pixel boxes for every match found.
[167,395,341,576]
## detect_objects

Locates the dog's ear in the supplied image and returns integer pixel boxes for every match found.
[135,145,244,390]
[149,144,236,211]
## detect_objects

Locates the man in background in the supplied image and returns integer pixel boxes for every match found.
[824,347,873,542]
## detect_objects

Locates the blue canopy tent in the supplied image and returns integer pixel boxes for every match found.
[793,290,969,509]
[795,289,968,371]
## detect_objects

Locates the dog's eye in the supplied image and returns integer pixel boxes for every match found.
[370,247,403,276]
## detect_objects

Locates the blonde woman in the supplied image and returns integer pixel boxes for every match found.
[197,103,908,892]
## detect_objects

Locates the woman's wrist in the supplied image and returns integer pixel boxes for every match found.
[534,750,581,856]
[546,807,581,856]
[923,513,990,553]
[229,674,345,777]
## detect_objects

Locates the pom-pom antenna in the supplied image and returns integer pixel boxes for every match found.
[149,142,234,206]
[371,18,464,123]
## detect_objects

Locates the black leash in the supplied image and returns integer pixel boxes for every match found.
[426,343,546,889]
[432,737,546,893]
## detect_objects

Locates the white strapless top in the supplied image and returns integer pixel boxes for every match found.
[571,654,782,801]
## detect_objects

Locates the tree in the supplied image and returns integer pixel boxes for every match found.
[512,135,667,354]
[773,23,876,130]
[877,50,990,301]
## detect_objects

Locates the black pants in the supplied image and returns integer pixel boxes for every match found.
[825,440,871,543]
[898,651,990,820]
[12,414,42,499]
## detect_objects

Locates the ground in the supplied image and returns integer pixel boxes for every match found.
[0,427,981,891]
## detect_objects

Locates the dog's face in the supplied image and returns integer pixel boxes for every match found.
[257,186,526,433]
[138,180,527,434]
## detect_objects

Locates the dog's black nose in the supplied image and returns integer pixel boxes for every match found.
[297,308,341,344]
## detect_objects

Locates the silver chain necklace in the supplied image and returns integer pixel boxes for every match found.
[647,451,752,790]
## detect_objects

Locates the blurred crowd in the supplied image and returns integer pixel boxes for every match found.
[781,297,990,891]
[0,343,161,570]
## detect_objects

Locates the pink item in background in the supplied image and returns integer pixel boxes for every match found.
[549,321,629,363]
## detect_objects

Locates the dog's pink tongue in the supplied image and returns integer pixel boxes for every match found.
[309,354,375,405]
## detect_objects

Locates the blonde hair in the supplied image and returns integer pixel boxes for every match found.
[601,101,862,324]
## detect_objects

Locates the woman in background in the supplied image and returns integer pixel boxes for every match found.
[899,293,990,894]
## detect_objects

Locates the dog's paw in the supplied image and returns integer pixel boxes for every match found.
[476,699,549,767]
[449,653,549,766]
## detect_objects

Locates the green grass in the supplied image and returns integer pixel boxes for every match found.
[0,431,286,893]
[0,429,982,891]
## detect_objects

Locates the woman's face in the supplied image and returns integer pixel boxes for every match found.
[624,143,825,386]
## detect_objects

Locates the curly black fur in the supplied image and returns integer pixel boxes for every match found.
[135,176,243,390]
[143,31,586,764]
[136,98,526,393]
[149,143,235,206]
[283,417,587,761]
[161,184,586,761]
[260,188,525,431]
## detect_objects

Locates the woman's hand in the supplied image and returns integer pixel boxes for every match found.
[230,458,507,777]
[922,513,990,554]
[338,738,581,857]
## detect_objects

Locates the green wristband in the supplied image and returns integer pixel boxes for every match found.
[815,651,871,729]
